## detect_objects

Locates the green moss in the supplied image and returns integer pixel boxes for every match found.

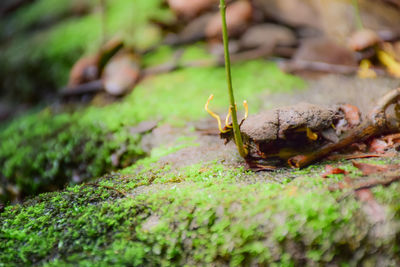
[0,0,96,39]
[77,61,295,129]
[126,60,304,123]
[121,136,199,175]
[0,59,302,202]
[106,0,173,50]
[179,43,215,64]
[1,159,398,266]
[141,43,214,68]
[142,45,175,67]
[0,109,144,202]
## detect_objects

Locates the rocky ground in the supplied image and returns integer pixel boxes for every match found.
[1,71,400,266]
[1,0,400,266]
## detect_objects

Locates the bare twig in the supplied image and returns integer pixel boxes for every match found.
[281,59,386,75]
[329,173,400,192]
[60,80,104,97]
[99,0,107,45]
[289,88,400,168]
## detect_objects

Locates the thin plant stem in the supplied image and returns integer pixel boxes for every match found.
[352,0,363,30]
[100,0,107,45]
[219,0,247,158]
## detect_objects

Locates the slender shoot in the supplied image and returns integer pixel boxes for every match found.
[243,100,248,120]
[225,108,232,128]
[100,0,107,45]
[205,95,230,133]
[219,0,247,158]
[352,0,363,30]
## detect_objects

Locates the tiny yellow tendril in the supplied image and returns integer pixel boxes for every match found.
[306,128,318,141]
[243,100,248,120]
[225,108,232,128]
[205,95,249,133]
[357,59,377,79]
[377,49,400,78]
[227,100,248,127]
[205,94,230,133]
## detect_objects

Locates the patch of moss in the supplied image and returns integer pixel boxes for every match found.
[179,43,215,64]
[0,109,144,203]
[0,0,96,40]
[1,160,399,266]
[79,60,302,127]
[130,60,304,123]
[0,59,302,203]
[142,45,175,67]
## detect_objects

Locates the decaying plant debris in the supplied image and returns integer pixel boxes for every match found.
[219,88,400,170]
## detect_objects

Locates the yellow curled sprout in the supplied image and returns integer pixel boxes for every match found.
[225,108,233,129]
[243,100,248,120]
[205,94,248,133]
[377,49,400,78]
[205,94,230,133]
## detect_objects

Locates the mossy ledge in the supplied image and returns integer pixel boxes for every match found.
[1,157,399,266]
[0,60,303,203]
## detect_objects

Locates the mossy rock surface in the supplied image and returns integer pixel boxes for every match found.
[0,60,302,203]
[1,133,400,266]
[1,67,400,265]
[2,1,400,265]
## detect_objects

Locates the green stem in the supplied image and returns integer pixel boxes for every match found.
[219,0,247,158]
[100,0,107,45]
[352,0,363,30]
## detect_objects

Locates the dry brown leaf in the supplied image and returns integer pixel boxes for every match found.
[321,165,348,178]
[167,0,218,19]
[352,161,389,175]
[368,138,388,154]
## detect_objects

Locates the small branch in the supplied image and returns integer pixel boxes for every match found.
[353,175,400,191]
[329,173,400,192]
[289,88,400,168]
[326,152,395,161]
[228,45,273,63]
[99,0,107,45]
[60,79,104,97]
[281,59,386,75]
[352,0,364,30]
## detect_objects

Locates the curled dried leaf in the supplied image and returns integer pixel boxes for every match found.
[321,165,348,178]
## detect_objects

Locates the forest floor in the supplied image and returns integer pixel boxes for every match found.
[1,69,400,266]
[1,0,400,265]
